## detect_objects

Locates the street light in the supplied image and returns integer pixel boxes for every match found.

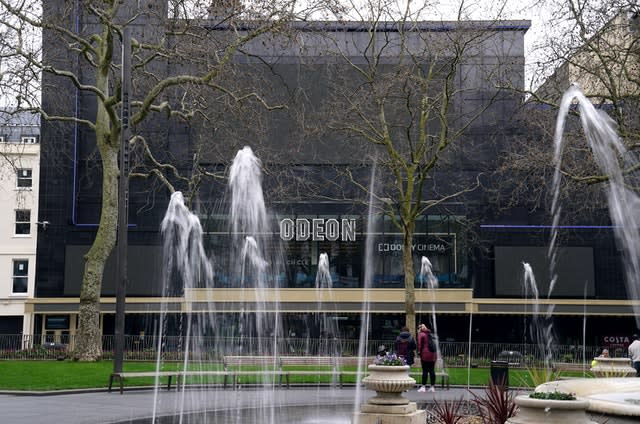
[113,27,131,374]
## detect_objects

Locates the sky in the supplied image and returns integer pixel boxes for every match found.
[0,0,614,106]
[339,0,563,89]
[420,0,558,90]
[426,0,633,90]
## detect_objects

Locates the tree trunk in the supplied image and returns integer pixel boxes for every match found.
[73,19,118,361]
[74,98,119,360]
[403,229,416,334]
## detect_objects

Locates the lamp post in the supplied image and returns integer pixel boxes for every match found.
[113,27,131,374]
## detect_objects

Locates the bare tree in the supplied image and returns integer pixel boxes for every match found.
[304,0,523,332]
[495,0,640,219]
[0,0,341,360]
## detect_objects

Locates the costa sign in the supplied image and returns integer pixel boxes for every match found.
[279,218,356,241]
[602,336,631,345]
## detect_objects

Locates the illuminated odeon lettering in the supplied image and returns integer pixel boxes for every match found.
[279,218,356,241]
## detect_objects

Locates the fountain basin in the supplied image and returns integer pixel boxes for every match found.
[536,378,640,419]
[129,404,354,423]
[507,395,596,424]
[590,357,636,377]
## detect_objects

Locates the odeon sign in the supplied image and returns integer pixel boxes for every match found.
[279,218,356,241]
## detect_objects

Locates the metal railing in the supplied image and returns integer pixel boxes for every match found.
[0,334,602,365]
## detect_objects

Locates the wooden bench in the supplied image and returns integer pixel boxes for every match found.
[335,356,366,367]
[109,369,234,394]
[280,355,367,387]
[224,355,371,388]
[109,356,427,393]
[109,356,358,393]
[223,356,287,388]
[109,371,180,394]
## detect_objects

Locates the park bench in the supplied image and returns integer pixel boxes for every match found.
[108,371,181,394]
[223,355,288,388]
[279,355,366,387]
[109,369,234,394]
[108,356,347,394]
[109,355,429,394]
[224,355,372,388]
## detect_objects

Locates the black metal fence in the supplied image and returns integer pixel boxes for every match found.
[0,334,600,365]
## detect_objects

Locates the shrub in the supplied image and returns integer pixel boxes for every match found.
[529,391,576,401]
[374,352,406,366]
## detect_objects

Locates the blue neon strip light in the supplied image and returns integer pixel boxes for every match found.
[480,224,617,229]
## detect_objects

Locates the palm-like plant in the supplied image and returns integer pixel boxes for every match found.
[429,397,467,424]
[469,382,518,424]
[516,366,560,388]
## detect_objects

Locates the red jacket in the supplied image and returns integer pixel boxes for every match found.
[417,329,437,362]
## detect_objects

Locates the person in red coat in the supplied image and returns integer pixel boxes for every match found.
[417,322,437,392]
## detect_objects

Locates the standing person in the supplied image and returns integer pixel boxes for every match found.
[629,334,640,377]
[417,323,437,392]
[395,326,417,366]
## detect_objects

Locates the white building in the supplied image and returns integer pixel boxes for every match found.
[0,111,40,340]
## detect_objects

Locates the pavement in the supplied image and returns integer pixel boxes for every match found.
[0,385,491,424]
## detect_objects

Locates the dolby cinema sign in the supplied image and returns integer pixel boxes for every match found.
[279,218,357,241]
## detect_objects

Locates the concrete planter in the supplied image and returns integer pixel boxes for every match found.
[355,364,425,424]
[362,364,416,405]
[506,395,597,424]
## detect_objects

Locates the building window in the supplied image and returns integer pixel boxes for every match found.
[0,136,5,142]
[21,136,37,144]
[15,210,31,235]
[45,316,70,330]
[12,260,28,294]
[16,168,32,188]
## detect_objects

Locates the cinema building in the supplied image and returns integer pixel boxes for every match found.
[23,3,638,350]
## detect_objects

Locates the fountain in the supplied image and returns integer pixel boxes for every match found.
[521,262,555,380]
[417,256,441,359]
[133,82,640,424]
[314,252,341,358]
[150,147,427,424]
[552,84,640,326]
[513,85,640,423]
[156,146,289,423]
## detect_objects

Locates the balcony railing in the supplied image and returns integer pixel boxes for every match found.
[0,334,602,365]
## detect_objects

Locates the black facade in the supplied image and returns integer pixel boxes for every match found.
[34,1,637,344]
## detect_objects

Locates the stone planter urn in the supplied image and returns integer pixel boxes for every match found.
[361,364,416,405]
[354,364,425,424]
[506,395,597,424]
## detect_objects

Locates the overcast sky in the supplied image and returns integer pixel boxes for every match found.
[342,0,561,89]
[0,0,599,107]
[428,0,558,90]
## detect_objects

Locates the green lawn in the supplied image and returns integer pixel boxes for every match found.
[0,361,222,391]
[0,360,592,391]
